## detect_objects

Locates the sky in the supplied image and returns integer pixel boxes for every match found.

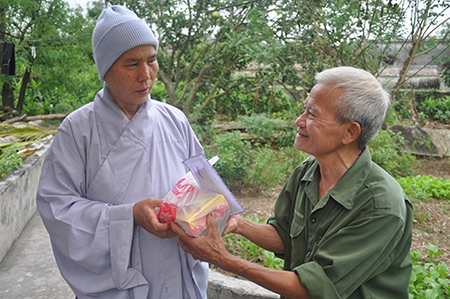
[66,0,450,36]
[67,0,90,9]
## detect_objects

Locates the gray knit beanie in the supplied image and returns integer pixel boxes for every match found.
[92,5,159,81]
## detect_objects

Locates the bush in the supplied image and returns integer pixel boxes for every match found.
[397,175,450,202]
[369,129,416,178]
[418,96,450,123]
[243,145,307,191]
[205,131,307,192]
[216,84,296,118]
[150,80,169,103]
[409,244,450,299]
[0,144,25,179]
[236,113,293,147]
[243,146,283,191]
[23,77,100,116]
[204,131,254,191]
[217,87,255,118]
[222,215,284,270]
[393,92,413,120]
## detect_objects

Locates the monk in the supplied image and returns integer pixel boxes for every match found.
[36,5,208,298]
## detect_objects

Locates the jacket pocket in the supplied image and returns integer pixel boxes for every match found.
[290,209,305,238]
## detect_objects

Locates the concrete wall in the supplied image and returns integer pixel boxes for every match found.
[0,138,52,263]
[208,269,278,298]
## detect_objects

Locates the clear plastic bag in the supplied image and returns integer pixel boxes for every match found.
[158,171,230,237]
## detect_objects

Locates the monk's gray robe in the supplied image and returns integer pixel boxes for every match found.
[36,86,208,298]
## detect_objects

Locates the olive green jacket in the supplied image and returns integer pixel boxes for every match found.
[268,148,413,299]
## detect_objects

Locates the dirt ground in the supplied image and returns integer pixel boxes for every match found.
[409,156,450,264]
[234,156,450,265]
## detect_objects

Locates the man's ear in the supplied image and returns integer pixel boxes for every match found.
[342,121,361,145]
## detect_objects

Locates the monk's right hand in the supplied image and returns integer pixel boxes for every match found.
[133,197,176,238]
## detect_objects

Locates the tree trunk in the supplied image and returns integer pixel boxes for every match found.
[25,113,68,121]
[0,9,15,109]
[157,69,177,104]
[392,41,418,101]
[17,68,31,114]
[1,82,15,109]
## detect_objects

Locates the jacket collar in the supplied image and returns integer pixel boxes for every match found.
[301,148,373,209]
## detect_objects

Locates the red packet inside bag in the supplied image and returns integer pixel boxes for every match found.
[158,171,230,237]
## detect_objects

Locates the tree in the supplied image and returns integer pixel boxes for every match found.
[256,0,405,98]
[0,0,98,116]
[103,0,284,122]
[108,0,436,123]
[392,0,450,100]
[236,0,449,112]
[4,0,446,124]
[1,3,15,112]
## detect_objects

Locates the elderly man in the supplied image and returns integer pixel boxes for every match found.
[36,5,208,298]
[174,66,413,299]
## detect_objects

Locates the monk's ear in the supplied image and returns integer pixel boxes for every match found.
[342,121,361,145]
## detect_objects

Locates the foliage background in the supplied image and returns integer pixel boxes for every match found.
[1,0,449,123]
[1,0,450,296]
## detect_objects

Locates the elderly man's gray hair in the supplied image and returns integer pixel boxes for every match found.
[315,66,391,151]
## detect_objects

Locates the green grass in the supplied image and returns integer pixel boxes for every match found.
[409,245,450,299]
[0,143,25,178]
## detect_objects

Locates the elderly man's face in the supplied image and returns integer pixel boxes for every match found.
[104,45,159,117]
[294,83,348,159]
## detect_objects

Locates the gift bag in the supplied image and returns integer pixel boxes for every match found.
[158,170,230,237]
[182,154,245,216]
[158,154,245,237]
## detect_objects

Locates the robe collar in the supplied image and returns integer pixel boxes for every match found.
[94,83,154,148]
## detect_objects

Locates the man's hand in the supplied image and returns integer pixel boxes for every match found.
[133,197,175,238]
[222,214,241,235]
[174,212,309,299]
[172,212,228,265]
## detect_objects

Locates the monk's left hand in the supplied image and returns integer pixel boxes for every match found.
[133,197,176,239]
[172,212,227,264]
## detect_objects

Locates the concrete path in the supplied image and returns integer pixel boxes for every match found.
[0,212,74,299]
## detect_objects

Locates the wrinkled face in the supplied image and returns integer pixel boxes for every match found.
[104,45,159,116]
[294,83,348,158]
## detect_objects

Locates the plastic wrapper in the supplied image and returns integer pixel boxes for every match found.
[158,171,230,237]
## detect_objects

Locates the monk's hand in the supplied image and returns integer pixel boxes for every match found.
[133,197,175,238]
[172,212,227,264]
